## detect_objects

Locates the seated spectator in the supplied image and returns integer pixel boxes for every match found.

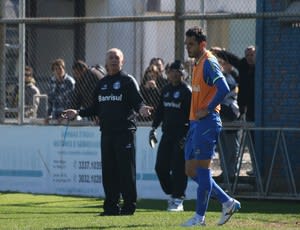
[90,64,107,79]
[47,58,75,122]
[71,60,104,110]
[71,60,105,122]
[10,65,41,119]
[24,66,41,118]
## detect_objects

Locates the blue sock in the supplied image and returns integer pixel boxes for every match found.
[192,172,231,204]
[211,178,231,203]
[195,167,212,216]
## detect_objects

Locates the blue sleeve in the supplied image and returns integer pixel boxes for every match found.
[203,57,223,85]
[207,78,230,112]
[203,58,230,112]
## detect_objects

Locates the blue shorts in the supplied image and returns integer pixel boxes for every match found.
[184,112,222,160]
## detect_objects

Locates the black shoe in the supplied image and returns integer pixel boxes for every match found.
[246,170,254,176]
[120,202,136,216]
[120,210,135,216]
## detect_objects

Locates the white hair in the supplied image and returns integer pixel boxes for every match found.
[106,48,124,61]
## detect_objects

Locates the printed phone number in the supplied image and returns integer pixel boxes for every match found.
[78,174,102,183]
[77,161,101,170]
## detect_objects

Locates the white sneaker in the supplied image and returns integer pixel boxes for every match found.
[181,215,206,227]
[167,198,184,212]
[218,199,241,225]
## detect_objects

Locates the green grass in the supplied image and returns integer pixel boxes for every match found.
[0,193,300,230]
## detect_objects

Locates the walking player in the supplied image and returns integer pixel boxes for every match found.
[149,60,191,211]
[182,26,241,227]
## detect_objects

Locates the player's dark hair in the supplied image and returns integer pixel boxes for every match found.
[185,26,207,43]
[168,60,185,76]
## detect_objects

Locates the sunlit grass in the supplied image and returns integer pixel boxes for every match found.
[0,193,299,229]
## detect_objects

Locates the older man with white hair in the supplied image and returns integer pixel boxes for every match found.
[63,48,152,216]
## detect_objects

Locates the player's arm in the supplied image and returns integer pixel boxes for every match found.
[204,58,230,113]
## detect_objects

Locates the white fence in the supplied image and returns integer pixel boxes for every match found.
[0,123,299,200]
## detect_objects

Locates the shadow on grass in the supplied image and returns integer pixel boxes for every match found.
[137,199,300,214]
[2,193,300,216]
[45,224,154,230]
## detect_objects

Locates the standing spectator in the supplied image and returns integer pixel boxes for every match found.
[12,66,41,118]
[182,26,240,227]
[217,57,240,179]
[149,60,191,212]
[47,58,75,121]
[139,59,168,122]
[237,46,255,176]
[71,60,104,110]
[238,46,255,122]
[62,48,153,216]
[149,57,168,87]
[211,46,255,121]
[140,64,162,121]
[212,46,256,175]
[149,57,167,81]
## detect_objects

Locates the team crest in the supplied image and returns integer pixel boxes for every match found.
[113,81,121,90]
[173,91,180,99]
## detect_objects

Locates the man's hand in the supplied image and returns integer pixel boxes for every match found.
[145,80,157,89]
[195,108,210,120]
[179,137,186,150]
[210,46,223,55]
[139,105,153,117]
[149,128,158,148]
[61,109,78,120]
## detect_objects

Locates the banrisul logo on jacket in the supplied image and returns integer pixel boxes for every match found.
[98,94,123,102]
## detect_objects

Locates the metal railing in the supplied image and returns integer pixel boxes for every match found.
[218,122,299,200]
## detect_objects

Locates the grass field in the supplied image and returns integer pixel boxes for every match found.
[0,193,300,230]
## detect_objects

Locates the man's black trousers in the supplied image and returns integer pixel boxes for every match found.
[101,130,137,214]
[155,132,188,199]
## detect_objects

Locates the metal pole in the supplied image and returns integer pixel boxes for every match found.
[0,1,6,123]
[18,0,25,124]
[200,0,205,29]
[174,0,185,61]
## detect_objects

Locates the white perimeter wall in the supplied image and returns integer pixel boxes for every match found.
[0,125,197,200]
